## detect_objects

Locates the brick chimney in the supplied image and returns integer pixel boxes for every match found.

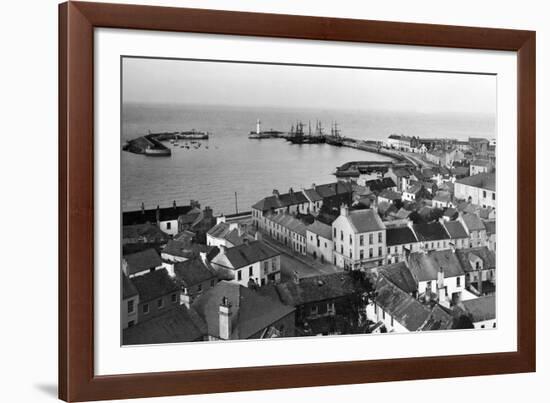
[141,202,145,214]
[173,200,177,209]
[219,296,232,340]
[156,205,160,223]
[273,189,280,198]
[340,203,349,217]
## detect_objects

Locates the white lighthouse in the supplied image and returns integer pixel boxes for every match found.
[256,119,261,135]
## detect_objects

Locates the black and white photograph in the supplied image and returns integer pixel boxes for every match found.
[120,57,497,345]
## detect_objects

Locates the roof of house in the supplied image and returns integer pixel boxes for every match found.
[207,222,243,246]
[443,207,458,218]
[456,173,496,191]
[268,212,308,236]
[374,261,417,295]
[378,189,402,201]
[216,240,279,269]
[192,281,295,339]
[478,207,495,220]
[461,213,486,232]
[174,258,217,287]
[122,223,170,242]
[373,276,432,331]
[484,220,496,235]
[123,248,162,275]
[303,188,323,202]
[252,190,308,211]
[421,304,454,331]
[315,181,353,198]
[162,239,193,258]
[366,178,397,192]
[471,159,493,167]
[275,272,362,306]
[405,182,423,195]
[433,191,452,203]
[394,208,411,219]
[344,209,386,233]
[130,268,180,303]
[123,204,195,226]
[307,220,333,240]
[122,306,207,345]
[462,295,496,322]
[122,271,138,299]
[386,226,418,246]
[451,166,470,176]
[455,247,496,273]
[412,222,450,242]
[443,221,468,239]
[408,250,465,282]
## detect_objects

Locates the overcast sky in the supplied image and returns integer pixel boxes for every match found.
[122,57,496,115]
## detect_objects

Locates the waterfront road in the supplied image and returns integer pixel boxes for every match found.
[261,234,343,282]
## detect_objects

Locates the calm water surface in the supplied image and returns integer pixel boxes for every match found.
[122,103,494,214]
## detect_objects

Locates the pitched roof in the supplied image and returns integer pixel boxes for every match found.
[386,226,418,246]
[174,258,217,287]
[412,222,450,242]
[366,178,397,192]
[123,204,194,226]
[373,276,432,331]
[122,271,138,299]
[275,272,362,306]
[374,262,417,295]
[346,209,385,233]
[462,295,496,322]
[456,173,495,191]
[303,188,323,202]
[461,213,486,232]
[123,248,161,275]
[252,190,308,211]
[394,208,411,219]
[207,222,244,246]
[192,281,295,339]
[122,223,170,242]
[443,221,468,239]
[378,189,402,201]
[315,181,353,198]
[408,250,465,282]
[268,212,307,236]
[455,247,496,273]
[421,304,454,331]
[162,239,192,258]
[484,220,496,235]
[131,268,180,302]
[217,240,279,269]
[433,191,452,203]
[123,306,206,345]
[443,207,458,218]
[307,220,333,240]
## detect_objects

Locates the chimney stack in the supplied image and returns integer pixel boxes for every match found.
[180,287,191,308]
[219,296,232,340]
[273,189,280,198]
[173,200,177,209]
[141,202,145,214]
[437,267,445,289]
[340,203,349,217]
[219,244,227,255]
[156,205,160,224]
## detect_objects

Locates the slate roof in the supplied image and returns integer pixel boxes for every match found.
[366,178,397,192]
[443,221,468,239]
[373,276,432,331]
[378,189,402,201]
[462,295,496,322]
[315,181,353,198]
[421,304,454,331]
[455,247,496,273]
[122,223,170,242]
[303,188,323,202]
[123,205,194,226]
[252,190,308,211]
[122,271,138,299]
[412,222,450,242]
[443,207,458,218]
[374,262,417,295]
[192,281,295,339]
[307,220,333,240]
[218,240,279,269]
[461,213,486,232]
[433,191,452,203]
[456,173,496,191]
[131,268,180,303]
[386,226,418,246]
[346,209,385,233]
[122,306,207,345]
[275,272,362,306]
[162,240,193,258]
[207,222,243,246]
[174,258,217,287]
[484,220,496,235]
[394,208,411,219]
[408,250,465,282]
[123,248,161,275]
[268,212,307,236]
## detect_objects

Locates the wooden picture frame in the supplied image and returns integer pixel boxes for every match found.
[59,1,536,401]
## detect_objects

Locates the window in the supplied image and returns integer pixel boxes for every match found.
[211,279,216,287]
[492,193,496,201]
[127,299,134,314]
[369,248,373,258]
[264,261,269,272]
[382,310,385,320]
[166,222,171,230]
[237,270,242,281]
[387,247,391,254]
[457,277,461,287]
[391,316,394,327]
[349,249,352,258]
[349,234,353,245]
[481,325,485,329]
[310,305,318,315]
[483,190,487,198]
[340,245,343,254]
[359,235,364,246]
[157,298,164,309]
[427,281,432,290]
[249,266,253,276]
[378,232,382,243]
[171,293,177,303]
[128,320,135,328]
[360,250,364,260]
[143,303,149,314]
[378,247,382,256]
[340,231,343,241]
[334,228,336,238]
[369,234,373,244]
